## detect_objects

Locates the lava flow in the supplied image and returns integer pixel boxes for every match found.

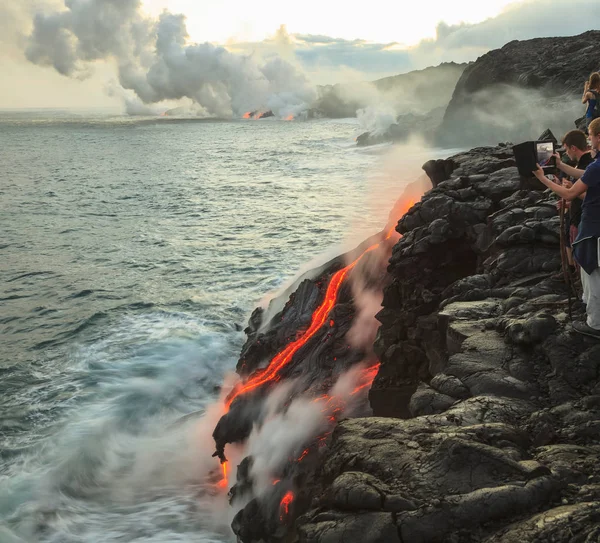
[351,363,381,395]
[223,202,412,412]
[279,491,295,521]
[218,461,228,489]
[225,255,371,409]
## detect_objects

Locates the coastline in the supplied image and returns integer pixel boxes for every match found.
[224,142,600,542]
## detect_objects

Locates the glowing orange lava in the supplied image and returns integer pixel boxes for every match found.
[218,461,228,489]
[223,198,415,411]
[351,363,380,395]
[297,448,310,462]
[279,491,295,521]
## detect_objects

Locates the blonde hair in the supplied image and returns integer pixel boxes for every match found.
[590,72,600,91]
[589,118,600,138]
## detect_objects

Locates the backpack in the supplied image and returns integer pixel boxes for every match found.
[591,90,600,119]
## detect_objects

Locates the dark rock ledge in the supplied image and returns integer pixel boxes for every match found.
[229,143,600,542]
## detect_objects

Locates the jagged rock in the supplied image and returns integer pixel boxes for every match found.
[226,137,600,541]
[472,167,521,202]
[430,374,471,400]
[423,158,456,187]
[503,313,558,345]
[329,472,387,510]
[537,128,558,143]
[409,383,456,416]
[440,31,600,145]
[296,416,561,543]
[298,511,401,543]
[484,502,600,542]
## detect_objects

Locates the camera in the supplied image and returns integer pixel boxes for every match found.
[512,140,557,178]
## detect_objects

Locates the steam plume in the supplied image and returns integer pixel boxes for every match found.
[239,364,375,500]
[25,0,316,117]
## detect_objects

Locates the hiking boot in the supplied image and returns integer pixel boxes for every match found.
[572,321,600,339]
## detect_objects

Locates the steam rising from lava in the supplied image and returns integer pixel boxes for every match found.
[24,0,316,118]
[209,190,424,528]
[242,364,377,499]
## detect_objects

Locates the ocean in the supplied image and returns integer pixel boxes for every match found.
[0,110,451,542]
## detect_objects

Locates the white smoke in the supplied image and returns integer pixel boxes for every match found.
[24,0,317,118]
[347,277,385,350]
[357,104,398,136]
[238,364,374,501]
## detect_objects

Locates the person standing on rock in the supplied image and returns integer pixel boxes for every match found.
[554,130,595,261]
[534,119,600,338]
[583,72,600,133]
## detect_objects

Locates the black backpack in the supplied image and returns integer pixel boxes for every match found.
[591,90,600,119]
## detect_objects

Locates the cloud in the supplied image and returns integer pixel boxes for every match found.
[20,1,316,117]
[3,0,600,109]
[231,0,600,84]
[427,0,600,52]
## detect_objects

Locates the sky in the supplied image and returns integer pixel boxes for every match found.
[1,0,599,110]
[140,0,517,46]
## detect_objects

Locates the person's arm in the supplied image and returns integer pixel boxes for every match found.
[533,164,588,201]
[563,178,586,200]
[553,153,586,179]
[583,81,591,104]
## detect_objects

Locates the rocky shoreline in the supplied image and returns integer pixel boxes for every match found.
[357,30,600,148]
[221,141,600,542]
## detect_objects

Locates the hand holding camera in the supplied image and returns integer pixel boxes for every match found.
[552,151,563,168]
[533,163,545,180]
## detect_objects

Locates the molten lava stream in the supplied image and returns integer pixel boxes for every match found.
[218,461,228,489]
[279,491,295,521]
[351,363,381,395]
[224,208,409,412]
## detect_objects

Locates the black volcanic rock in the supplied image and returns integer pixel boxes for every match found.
[218,134,600,540]
[439,31,600,146]
[229,143,600,543]
[211,230,399,461]
[447,32,600,97]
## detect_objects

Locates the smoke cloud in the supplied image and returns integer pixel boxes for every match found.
[240,364,375,501]
[23,0,316,117]
[440,84,585,147]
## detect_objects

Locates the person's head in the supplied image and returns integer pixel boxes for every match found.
[561,130,589,161]
[589,118,600,150]
[589,72,600,90]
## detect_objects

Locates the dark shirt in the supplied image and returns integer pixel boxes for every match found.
[570,152,594,227]
[587,90,599,118]
[573,155,600,274]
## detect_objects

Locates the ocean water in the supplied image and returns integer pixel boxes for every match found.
[0,110,448,542]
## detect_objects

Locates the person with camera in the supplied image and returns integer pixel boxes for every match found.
[534,119,600,338]
[554,130,595,258]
